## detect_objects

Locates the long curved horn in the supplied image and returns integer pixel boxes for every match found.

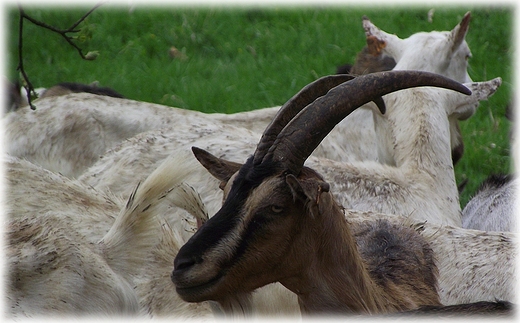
[252,74,357,166]
[264,70,472,174]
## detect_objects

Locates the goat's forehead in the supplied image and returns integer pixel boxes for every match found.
[242,176,285,210]
[407,31,470,50]
[406,31,450,45]
[222,163,286,210]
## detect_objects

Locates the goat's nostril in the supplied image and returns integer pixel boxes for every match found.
[174,258,193,271]
[173,256,197,271]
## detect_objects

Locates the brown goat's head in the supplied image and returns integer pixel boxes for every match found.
[171,71,471,304]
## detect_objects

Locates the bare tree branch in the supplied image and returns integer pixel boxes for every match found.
[16,3,103,109]
[17,5,36,109]
[19,4,102,59]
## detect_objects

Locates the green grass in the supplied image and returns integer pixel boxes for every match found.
[4,4,514,208]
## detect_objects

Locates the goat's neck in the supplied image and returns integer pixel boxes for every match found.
[281,198,391,314]
[375,91,456,183]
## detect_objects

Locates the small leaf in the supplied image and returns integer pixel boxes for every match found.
[77,23,94,42]
[84,50,99,60]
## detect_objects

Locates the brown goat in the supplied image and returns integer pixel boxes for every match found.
[171,71,471,314]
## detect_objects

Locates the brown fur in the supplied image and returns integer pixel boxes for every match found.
[174,69,471,313]
[280,170,440,314]
[352,220,439,310]
[338,35,396,76]
[176,151,441,314]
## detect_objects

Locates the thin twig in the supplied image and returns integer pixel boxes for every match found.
[16,3,103,109]
[68,4,102,31]
[17,6,36,109]
[20,3,103,59]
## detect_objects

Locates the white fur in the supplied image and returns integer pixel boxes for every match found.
[214,12,476,165]
[317,79,501,227]
[462,175,517,232]
[80,78,500,228]
[5,154,212,317]
[4,13,476,179]
[3,94,234,178]
[6,151,514,317]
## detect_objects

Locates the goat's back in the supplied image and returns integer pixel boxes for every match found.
[462,174,517,232]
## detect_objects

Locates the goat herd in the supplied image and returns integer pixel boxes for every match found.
[4,11,516,319]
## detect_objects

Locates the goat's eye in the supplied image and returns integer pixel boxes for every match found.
[271,205,284,213]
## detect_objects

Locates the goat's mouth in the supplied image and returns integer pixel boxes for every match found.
[173,272,224,302]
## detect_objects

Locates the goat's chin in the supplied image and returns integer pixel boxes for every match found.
[174,273,224,303]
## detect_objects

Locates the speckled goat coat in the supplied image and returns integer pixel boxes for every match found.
[5,154,213,318]
[80,78,500,230]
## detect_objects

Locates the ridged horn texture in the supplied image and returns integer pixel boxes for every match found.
[262,70,471,175]
[252,74,356,166]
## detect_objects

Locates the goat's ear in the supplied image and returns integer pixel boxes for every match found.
[191,147,242,183]
[286,174,330,217]
[452,78,502,120]
[450,11,470,53]
[363,16,403,60]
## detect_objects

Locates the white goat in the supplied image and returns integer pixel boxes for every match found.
[1,73,347,179]
[362,12,473,165]
[78,123,258,241]
[321,78,501,227]
[80,75,501,228]
[3,94,215,178]
[7,212,139,316]
[4,12,478,179]
[462,174,517,232]
[216,11,475,165]
[5,153,213,317]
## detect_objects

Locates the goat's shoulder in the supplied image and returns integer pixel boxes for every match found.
[350,218,439,308]
[352,219,436,285]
